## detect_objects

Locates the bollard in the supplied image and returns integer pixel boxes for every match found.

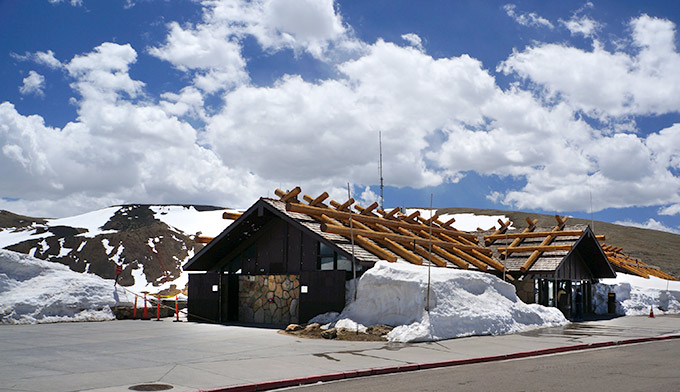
[156,294,161,321]
[133,296,138,319]
[174,295,180,322]
[143,293,148,319]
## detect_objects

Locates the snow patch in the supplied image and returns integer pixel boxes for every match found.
[47,206,120,236]
[150,206,241,237]
[404,209,512,232]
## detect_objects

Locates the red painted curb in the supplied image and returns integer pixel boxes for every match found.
[198,334,680,392]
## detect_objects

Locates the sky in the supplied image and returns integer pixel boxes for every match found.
[1,0,680,234]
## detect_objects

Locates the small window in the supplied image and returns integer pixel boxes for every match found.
[318,242,335,270]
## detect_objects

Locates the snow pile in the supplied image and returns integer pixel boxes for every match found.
[313,261,566,342]
[404,209,511,232]
[594,273,680,316]
[0,249,127,324]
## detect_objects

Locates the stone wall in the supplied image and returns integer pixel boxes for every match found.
[238,275,299,324]
[513,279,536,304]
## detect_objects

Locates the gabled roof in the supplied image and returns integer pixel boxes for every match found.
[484,224,614,275]
[183,197,381,271]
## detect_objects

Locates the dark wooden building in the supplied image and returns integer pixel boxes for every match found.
[185,188,619,325]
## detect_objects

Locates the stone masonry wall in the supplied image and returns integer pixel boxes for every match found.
[238,275,299,324]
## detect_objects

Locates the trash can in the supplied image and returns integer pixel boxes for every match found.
[607,292,616,314]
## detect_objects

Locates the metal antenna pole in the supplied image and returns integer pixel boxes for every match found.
[590,190,595,232]
[379,131,384,211]
[426,193,433,312]
[348,183,357,301]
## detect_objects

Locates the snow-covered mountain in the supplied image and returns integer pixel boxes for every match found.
[0,205,239,295]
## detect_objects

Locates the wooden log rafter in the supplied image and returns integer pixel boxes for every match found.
[222,211,242,220]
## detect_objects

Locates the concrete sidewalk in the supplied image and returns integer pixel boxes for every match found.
[1,315,679,392]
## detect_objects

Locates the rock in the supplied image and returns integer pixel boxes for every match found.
[321,328,337,339]
[286,323,303,332]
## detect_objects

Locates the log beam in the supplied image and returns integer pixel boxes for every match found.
[320,223,490,254]
[287,203,478,240]
[276,187,301,203]
[485,231,605,241]
[498,245,574,253]
[222,211,242,220]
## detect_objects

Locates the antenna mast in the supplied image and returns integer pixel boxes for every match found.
[379,131,384,210]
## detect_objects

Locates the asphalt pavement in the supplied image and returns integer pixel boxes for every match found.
[1,315,679,392]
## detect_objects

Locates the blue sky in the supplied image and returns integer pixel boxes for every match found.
[1,0,680,234]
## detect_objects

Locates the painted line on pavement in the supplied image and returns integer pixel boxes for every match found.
[195,334,680,392]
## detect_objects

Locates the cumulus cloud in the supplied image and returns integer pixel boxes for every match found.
[149,0,361,94]
[614,218,680,234]
[503,4,554,29]
[0,43,267,217]
[500,14,680,119]
[19,71,46,97]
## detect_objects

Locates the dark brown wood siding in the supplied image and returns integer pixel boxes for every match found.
[556,248,594,281]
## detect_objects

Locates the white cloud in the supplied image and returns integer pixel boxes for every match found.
[0,43,269,218]
[560,15,600,37]
[500,14,680,119]
[19,71,46,97]
[10,50,63,69]
[659,204,680,216]
[48,0,82,6]
[401,33,423,51]
[614,218,679,234]
[503,4,554,29]
[66,42,144,102]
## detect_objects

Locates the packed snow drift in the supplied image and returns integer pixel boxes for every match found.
[0,249,132,324]
[312,261,567,342]
[594,273,680,316]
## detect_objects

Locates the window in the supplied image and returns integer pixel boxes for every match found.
[337,255,352,272]
[317,242,361,275]
[318,242,334,270]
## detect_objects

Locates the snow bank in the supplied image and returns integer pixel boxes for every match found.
[404,209,511,232]
[315,261,566,342]
[594,273,680,316]
[0,249,129,324]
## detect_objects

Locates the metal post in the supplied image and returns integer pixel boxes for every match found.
[426,193,433,312]
[348,183,357,302]
[156,294,161,321]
